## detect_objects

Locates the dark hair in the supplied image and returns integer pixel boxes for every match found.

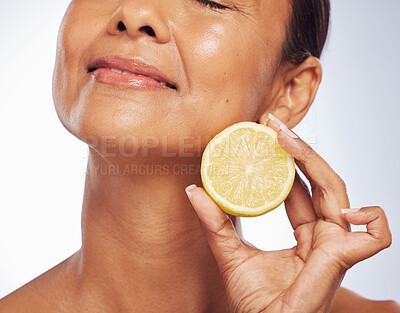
[282,0,331,65]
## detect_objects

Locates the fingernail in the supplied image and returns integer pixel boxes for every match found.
[268,113,298,139]
[280,124,299,139]
[185,184,197,201]
[262,116,270,126]
[341,208,361,214]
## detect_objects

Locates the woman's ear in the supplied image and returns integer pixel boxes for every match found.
[259,56,322,129]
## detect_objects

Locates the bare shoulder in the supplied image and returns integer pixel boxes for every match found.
[331,287,400,313]
[0,251,80,313]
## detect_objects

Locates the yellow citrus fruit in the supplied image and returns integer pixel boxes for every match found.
[201,122,295,217]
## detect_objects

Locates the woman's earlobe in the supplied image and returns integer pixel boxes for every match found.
[258,87,294,128]
[259,107,292,129]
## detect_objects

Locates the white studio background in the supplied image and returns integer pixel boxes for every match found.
[0,0,399,301]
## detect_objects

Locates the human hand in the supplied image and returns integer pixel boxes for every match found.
[185,114,392,313]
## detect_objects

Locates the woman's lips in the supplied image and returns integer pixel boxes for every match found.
[90,68,174,90]
[87,54,177,91]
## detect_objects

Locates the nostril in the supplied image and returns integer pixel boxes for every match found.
[139,25,156,37]
[117,21,126,31]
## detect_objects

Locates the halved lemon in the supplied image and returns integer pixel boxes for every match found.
[201,122,295,217]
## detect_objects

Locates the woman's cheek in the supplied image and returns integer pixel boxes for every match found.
[196,23,225,58]
[187,21,260,119]
[54,2,107,110]
[187,21,245,94]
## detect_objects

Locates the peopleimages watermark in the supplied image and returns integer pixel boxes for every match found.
[79,134,318,175]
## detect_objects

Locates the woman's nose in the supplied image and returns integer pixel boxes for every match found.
[107,0,171,44]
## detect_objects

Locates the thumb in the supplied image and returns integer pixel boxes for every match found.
[341,206,392,268]
[185,184,247,270]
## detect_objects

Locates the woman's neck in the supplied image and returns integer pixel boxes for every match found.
[75,148,237,312]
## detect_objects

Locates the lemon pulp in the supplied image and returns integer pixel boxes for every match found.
[201,122,295,217]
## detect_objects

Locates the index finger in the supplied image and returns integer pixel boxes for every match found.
[266,115,350,230]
